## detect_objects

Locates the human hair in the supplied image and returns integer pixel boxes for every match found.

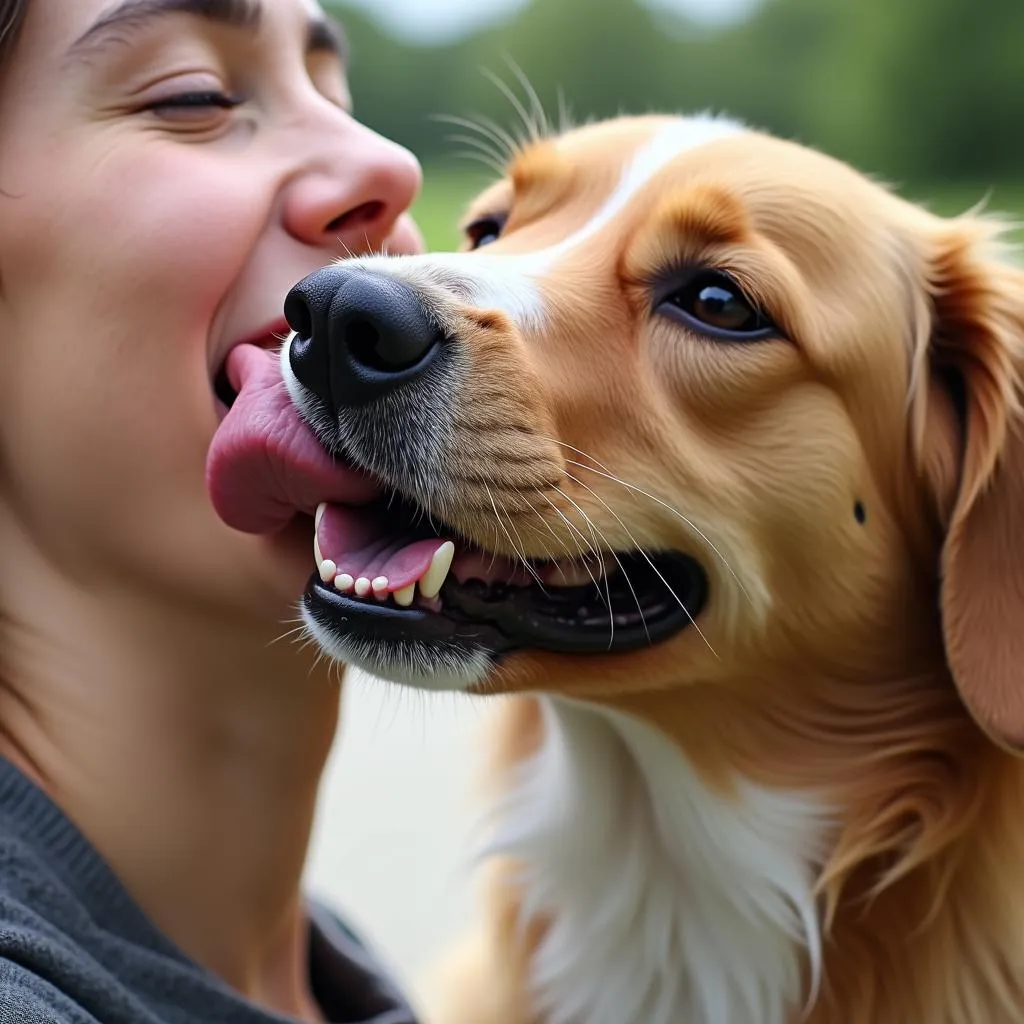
[0,0,27,66]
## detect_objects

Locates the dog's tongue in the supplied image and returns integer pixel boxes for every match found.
[206,343,537,598]
[205,344,380,534]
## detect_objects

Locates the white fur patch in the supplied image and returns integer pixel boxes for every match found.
[299,612,493,691]
[343,114,744,329]
[480,697,830,1024]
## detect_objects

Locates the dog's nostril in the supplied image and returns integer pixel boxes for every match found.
[283,289,314,341]
[345,314,436,374]
[285,266,444,409]
[346,317,383,369]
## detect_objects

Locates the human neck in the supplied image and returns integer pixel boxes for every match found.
[0,578,337,1021]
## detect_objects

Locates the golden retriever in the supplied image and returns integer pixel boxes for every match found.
[258,113,1022,1023]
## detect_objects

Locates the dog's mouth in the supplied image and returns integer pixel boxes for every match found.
[305,492,709,658]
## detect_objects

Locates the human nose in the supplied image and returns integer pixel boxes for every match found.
[281,113,422,257]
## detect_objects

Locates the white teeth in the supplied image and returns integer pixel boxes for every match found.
[323,544,455,606]
[314,533,324,567]
[418,541,455,599]
[315,502,327,530]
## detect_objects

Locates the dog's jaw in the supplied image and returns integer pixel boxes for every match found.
[479,697,832,1024]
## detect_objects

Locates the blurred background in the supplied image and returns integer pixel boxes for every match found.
[303,0,1024,1005]
[329,0,1024,250]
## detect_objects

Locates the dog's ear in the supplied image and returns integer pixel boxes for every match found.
[913,218,1024,752]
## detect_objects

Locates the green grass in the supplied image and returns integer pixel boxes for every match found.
[411,164,495,250]
[411,164,1024,252]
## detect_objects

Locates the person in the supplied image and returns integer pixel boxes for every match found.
[0,0,427,1020]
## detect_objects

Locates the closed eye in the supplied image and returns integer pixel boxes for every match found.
[654,269,778,342]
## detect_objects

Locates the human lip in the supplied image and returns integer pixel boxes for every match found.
[213,319,291,414]
[233,318,292,352]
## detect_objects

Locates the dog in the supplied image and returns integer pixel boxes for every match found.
[277,113,1024,1023]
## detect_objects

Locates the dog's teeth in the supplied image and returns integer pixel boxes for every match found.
[334,573,354,593]
[314,532,324,567]
[418,541,455,599]
[318,558,337,584]
[354,577,372,598]
[371,576,389,600]
[393,583,416,607]
[315,502,327,530]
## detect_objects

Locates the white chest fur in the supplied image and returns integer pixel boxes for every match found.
[481,697,830,1024]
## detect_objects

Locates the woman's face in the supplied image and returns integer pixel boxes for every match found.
[0,0,422,624]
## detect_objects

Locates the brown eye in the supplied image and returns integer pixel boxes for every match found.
[657,270,776,340]
[465,215,506,250]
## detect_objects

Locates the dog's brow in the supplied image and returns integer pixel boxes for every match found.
[509,143,570,196]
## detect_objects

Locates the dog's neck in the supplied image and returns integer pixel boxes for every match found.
[480,664,1024,1024]
[481,696,831,1024]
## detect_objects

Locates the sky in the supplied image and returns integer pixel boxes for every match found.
[340,0,761,44]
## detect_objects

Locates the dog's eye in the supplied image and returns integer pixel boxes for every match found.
[657,271,776,340]
[465,215,505,250]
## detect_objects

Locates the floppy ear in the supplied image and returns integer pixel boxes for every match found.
[915,219,1024,752]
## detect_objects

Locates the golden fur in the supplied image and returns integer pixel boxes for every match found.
[386,116,1024,1023]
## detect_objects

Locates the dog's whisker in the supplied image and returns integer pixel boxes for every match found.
[431,111,512,152]
[551,484,619,648]
[562,472,651,644]
[543,443,753,610]
[479,66,540,147]
[267,622,310,649]
[486,484,546,590]
[468,112,524,163]
[520,495,566,568]
[430,112,519,165]
[550,473,713,657]
[556,85,574,135]
[500,54,550,140]
[449,149,508,179]
[444,136,508,176]
[499,505,542,585]
[533,487,604,572]
[533,487,608,605]
[441,130,507,166]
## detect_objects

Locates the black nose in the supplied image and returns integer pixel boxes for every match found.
[284,266,443,409]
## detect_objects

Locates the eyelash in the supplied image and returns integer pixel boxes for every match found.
[146,90,245,113]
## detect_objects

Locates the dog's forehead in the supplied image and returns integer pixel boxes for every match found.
[470,115,896,267]
[474,116,749,236]
[348,115,911,332]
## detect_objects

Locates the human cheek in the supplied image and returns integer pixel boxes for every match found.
[0,155,273,569]
[385,213,426,256]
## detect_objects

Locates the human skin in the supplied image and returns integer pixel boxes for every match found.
[0,0,422,1018]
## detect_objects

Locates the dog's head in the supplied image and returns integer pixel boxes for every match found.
[284,114,1024,754]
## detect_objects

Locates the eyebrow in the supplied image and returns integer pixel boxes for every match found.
[67,0,348,62]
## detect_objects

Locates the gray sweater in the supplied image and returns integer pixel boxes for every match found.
[0,759,419,1023]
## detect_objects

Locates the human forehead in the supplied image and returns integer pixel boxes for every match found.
[24,0,332,55]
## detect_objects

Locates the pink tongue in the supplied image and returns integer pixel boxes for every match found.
[316,504,449,589]
[206,344,380,534]
[316,504,527,592]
